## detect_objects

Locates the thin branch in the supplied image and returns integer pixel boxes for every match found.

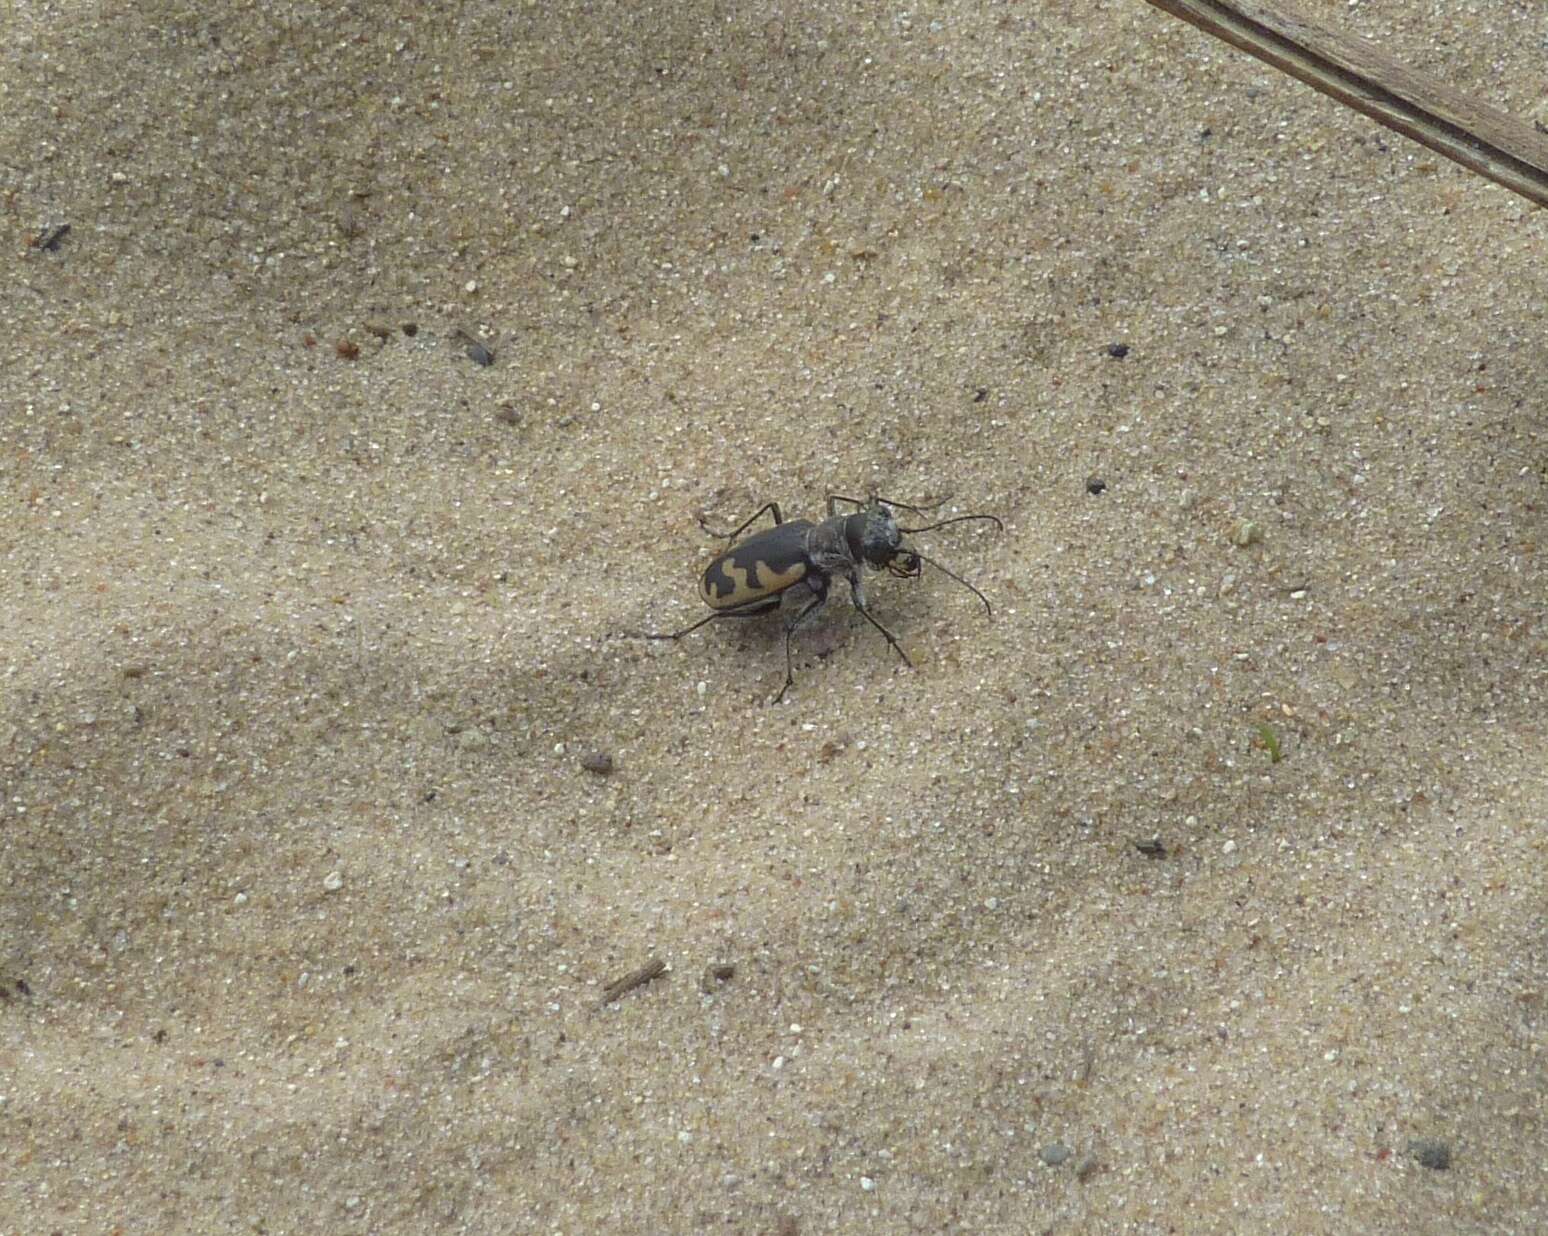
[1144,0,1548,208]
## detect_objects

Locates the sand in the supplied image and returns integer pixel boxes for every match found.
[2,1,1545,1232]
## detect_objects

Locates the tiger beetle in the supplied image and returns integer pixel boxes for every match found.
[638,494,1003,701]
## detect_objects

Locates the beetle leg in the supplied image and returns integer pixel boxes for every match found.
[776,589,828,702]
[636,603,776,642]
[849,578,913,669]
[699,502,782,543]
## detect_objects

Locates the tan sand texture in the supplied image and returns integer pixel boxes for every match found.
[2,1,1545,1231]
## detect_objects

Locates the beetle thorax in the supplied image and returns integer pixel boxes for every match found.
[805,515,856,576]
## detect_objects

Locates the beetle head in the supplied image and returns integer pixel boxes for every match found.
[856,502,903,569]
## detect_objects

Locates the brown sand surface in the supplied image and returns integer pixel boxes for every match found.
[3,1,1546,1232]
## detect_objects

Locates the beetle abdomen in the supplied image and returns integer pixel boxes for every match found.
[700,520,814,610]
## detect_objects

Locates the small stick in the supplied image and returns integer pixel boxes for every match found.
[1144,0,1548,209]
[596,958,666,1008]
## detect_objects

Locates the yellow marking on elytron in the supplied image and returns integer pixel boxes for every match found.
[701,556,807,610]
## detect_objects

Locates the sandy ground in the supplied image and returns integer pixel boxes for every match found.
[3,1,1546,1232]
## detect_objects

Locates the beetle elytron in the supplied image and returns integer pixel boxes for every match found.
[639,494,1003,701]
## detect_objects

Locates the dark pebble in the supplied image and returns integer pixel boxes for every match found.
[454,329,494,366]
[580,750,614,776]
[1040,1142,1072,1167]
[1106,343,1129,359]
[1408,1139,1451,1170]
[36,224,71,252]
[700,963,736,992]
[1086,476,1107,496]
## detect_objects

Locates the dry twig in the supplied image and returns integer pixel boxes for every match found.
[1145,0,1548,208]
[596,958,667,1009]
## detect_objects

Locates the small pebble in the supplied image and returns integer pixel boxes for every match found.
[1408,1139,1451,1170]
[1231,519,1263,548]
[34,223,70,252]
[495,404,520,426]
[699,963,736,993]
[817,739,847,764]
[580,750,614,776]
[1085,475,1107,495]
[1106,343,1129,358]
[1040,1142,1072,1166]
[323,871,344,892]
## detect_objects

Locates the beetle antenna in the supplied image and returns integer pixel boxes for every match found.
[912,549,994,618]
[827,493,940,517]
[898,513,1004,535]
[872,496,938,515]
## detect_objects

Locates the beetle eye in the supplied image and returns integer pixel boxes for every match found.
[862,536,895,566]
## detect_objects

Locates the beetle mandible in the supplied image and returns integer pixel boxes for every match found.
[638,494,1003,701]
